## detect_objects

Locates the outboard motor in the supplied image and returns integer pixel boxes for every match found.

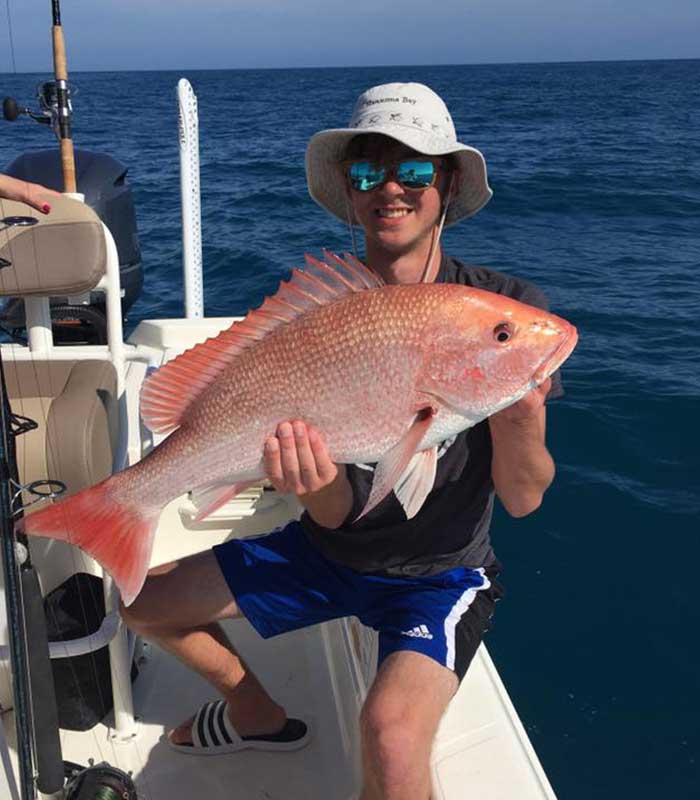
[1,148,144,344]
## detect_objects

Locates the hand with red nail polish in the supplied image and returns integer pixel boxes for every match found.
[0,173,61,213]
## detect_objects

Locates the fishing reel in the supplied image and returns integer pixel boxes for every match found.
[64,761,138,800]
[2,80,75,139]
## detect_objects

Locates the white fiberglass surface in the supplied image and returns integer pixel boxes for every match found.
[34,619,362,800]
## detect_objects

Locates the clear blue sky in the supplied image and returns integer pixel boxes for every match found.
[2,0,699,73]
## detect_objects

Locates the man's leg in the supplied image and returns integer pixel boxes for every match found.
[359,651,457,800]
[120,550,287,741]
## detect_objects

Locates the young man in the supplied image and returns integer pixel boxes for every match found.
[122,83,561,800]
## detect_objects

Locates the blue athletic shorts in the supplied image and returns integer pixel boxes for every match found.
[213,521,502,681]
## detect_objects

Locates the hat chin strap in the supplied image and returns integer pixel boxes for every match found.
[420,172,454,283]
[344,173,454,282]
[344,193,360,260]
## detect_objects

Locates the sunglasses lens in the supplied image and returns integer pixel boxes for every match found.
[397,160,436,189]
[348,161,386,192]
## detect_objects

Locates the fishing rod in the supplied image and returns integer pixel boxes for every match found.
[51,0,77,193]
[0,8,72,794]
[0,354,36,800]
[1,4,136,797]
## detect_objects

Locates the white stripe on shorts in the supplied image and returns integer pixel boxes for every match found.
[444,568,491,671]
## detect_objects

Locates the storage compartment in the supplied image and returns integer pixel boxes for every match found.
[43,573,136,731]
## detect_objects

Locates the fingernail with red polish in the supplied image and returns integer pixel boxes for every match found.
[42,204,51,214]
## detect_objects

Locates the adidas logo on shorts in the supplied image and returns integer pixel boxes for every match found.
[401,624,433,640]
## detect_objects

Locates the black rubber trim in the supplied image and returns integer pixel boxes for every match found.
[241,718,307,744]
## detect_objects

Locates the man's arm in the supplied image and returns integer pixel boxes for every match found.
[263,420,353,528]
[488,378,555,517]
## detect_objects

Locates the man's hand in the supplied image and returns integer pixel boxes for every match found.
[0,174,60,214]
[488,378,554,517]
[263,421,353,528]
[264,420,338,495]
[491,378,551,425]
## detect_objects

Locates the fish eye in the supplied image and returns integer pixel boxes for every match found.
[493,322,512,343]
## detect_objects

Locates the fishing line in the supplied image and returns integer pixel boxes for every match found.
[4,0,17,74]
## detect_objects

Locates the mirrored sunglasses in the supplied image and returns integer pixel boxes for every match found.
[346,159,440,192]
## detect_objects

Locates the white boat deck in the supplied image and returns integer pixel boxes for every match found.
[3,612,556,800]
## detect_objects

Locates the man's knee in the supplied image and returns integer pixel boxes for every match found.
[360,692,431,770]
[119,552,239,634]
[118,567,174,633]
[119,592,158,634]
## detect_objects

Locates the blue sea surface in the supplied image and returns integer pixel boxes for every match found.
[1,60,698,799]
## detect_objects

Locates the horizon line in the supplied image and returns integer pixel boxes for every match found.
[1,55,698,77]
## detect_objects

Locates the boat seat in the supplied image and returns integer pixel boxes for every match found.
[4,359,117,503]
[0,196,106,296]
[3,359,118,595]
[0,195,116,501]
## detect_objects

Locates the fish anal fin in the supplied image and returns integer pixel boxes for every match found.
[191,480,259,523]
[356,408,436,521]
[140,253,384,435]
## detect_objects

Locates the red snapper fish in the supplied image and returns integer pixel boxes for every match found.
[23,253,577,605]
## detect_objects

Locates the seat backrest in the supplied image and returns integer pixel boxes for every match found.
[0,195,106,298]
[4,359,117,502]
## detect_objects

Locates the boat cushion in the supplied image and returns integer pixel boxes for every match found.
[0,196,106,297]
[3,359,117,504]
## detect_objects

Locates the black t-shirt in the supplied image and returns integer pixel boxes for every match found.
[301,255,563,576]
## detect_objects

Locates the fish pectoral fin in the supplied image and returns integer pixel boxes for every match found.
[190,480,259,523]
[355,408,436,522]
[393,447,438,520]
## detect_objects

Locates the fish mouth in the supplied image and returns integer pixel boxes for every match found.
[532,322,578,385]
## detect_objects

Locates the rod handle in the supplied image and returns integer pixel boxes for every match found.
[60,139,77,193]
[51,25,68,80]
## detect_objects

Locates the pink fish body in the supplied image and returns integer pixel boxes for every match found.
[23,253,577,604]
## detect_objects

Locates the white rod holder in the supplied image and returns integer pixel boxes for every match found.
[178,78,204,319]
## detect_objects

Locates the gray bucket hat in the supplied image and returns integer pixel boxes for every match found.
[305,82,493,227]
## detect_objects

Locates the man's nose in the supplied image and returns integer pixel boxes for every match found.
[378,178,404,196]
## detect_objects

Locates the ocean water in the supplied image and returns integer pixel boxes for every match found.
[1,60,698,798]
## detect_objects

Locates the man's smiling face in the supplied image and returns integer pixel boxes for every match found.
[345,134,452,257]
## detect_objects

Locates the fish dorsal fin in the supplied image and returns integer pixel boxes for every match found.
[140,252,383,434]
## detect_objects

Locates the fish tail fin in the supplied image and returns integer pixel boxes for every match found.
[21,479,159,607]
